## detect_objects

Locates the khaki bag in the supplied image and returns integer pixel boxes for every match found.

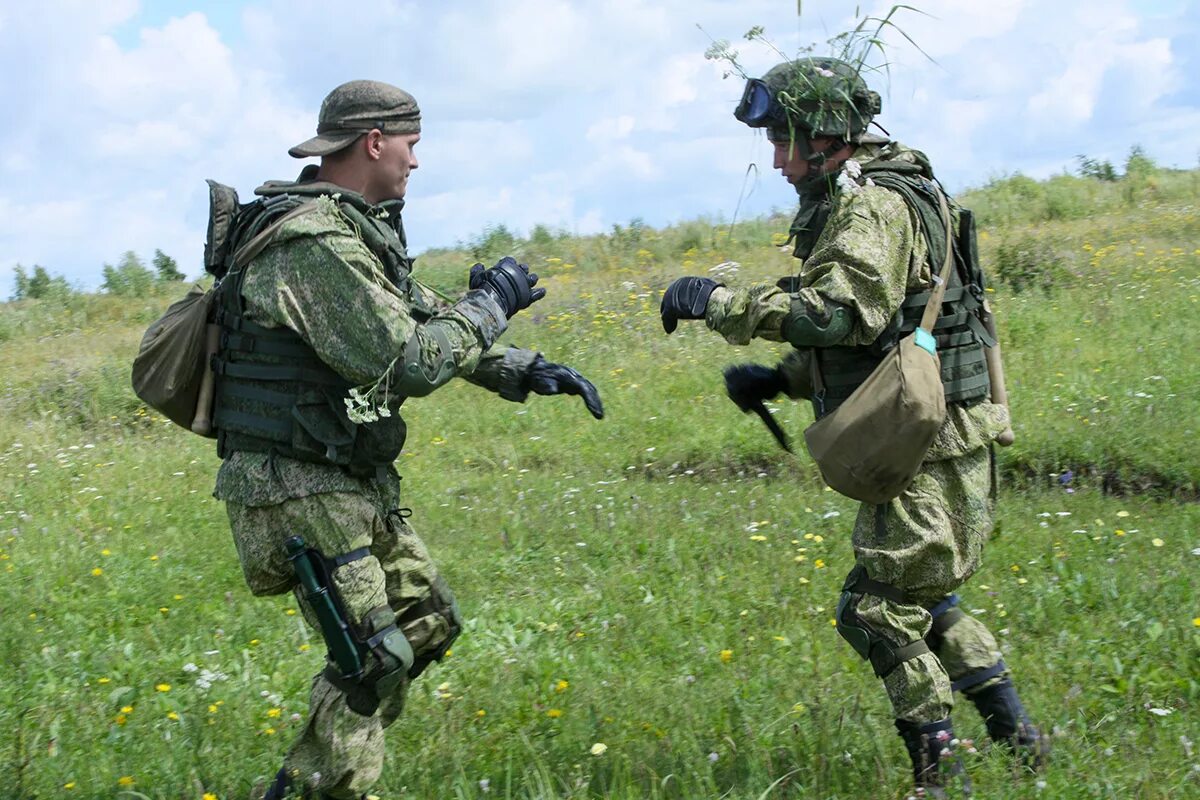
[130,282,218,434]
[803,189,956,504]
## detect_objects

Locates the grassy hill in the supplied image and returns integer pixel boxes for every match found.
[0,166,1197,799]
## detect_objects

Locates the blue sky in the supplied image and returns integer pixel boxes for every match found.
[3,0,1198,291]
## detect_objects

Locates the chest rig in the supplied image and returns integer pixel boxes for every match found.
[206,172,434,478]
[807,162,994,418]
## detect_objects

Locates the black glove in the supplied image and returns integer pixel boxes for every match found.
[724,363,792,452]
[660,276,722,334]
[723,363,786,411]
[526,358,604,419]
[469,256,546,319]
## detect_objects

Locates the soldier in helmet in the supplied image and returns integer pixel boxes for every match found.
[660,58,1046,797]
[206,80,604,800]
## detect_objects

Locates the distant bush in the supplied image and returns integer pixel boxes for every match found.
[11,264,73,301]
[152,248,186,282]
[102,251,156,297]
[990,235,1069,294]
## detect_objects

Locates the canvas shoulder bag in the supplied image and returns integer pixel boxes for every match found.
[802,189,956,504]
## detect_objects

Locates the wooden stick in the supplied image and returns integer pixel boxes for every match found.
[981,300,1015,446]
[190,323,221,436]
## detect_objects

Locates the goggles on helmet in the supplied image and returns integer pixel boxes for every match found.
[734,79,786,128]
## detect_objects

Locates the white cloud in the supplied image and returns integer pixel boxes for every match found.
[0,0,1197,293]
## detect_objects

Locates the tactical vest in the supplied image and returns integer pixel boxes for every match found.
[206,172,430,478]
[808,162,994,418]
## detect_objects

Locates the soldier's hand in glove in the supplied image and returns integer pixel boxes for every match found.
[660,276,722,334]
[469,256,546,319]
[526,358,604,419]
[723,363,786,412]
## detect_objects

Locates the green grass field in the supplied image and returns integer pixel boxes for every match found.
[1,169,1198,799]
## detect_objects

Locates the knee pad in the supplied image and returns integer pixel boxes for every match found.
[836,590,930,678]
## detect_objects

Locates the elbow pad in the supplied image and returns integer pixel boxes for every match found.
[393,325,458,397]
[780,301,854,348]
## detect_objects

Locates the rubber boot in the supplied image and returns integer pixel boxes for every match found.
[968,677,1050,769]
[894,718,973,799]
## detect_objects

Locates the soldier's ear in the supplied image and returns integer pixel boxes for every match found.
[364,129,386,161]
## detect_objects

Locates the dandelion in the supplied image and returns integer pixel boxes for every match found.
[117,776,135,787]
[475,709,486,718]
[121,705,133,713]
[1193,618,1200,627]
[155,683,171,692]
[554,679,569,692]
[590,742,608,756]
[719,649,733,663]
[91,567,103,576]
[97,677,110,684]
[547,709,563,718]
[203,794,217,800]
[166,711,179,721]
[64,783,76,790]
[814,559,826,569]
[267,708,282,718]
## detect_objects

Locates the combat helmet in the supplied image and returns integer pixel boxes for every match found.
[735,57,882,142]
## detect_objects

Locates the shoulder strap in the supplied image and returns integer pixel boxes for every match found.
[231,201,320,271]
[919,188,956,333]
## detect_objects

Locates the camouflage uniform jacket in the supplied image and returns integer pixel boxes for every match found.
[214,172,540,507]
[704,141,1009,460]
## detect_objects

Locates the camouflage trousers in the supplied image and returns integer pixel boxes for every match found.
[226,489,459,799]
[840,445,1009,723]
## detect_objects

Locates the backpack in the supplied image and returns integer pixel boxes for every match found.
[129,181,279,436]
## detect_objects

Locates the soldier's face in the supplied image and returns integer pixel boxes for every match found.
[374,132,420,200]
[771,136,842,186]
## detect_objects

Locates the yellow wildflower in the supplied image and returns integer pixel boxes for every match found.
[719,649,733,663]
[555,679,569,692]
[590,742,608,756]
[117,776,135,787]
[547,709,563,718]
[155,683,171,692]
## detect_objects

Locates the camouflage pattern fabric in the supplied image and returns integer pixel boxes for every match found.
[850,448,1005,722]
[211,173,542,797]
[226,486,456,798]
[705,141,1013,724]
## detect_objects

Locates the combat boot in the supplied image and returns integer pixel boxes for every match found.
[968,677,1050,769]
[894,718,973,799]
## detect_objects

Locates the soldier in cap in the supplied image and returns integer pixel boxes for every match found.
[206,80,603,800]
[660,59,1046,797]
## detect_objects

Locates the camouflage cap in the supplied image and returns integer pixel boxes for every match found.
[288,80,421,158]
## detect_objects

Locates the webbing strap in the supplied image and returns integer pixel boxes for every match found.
[329,547,371,568]
[952,660,1007,693]
[220,381,294,409]
[223,330,315,360]
[212,408,291,441]
[397,594,442,627]
[847,568,910,605]
[927,594,960,619]
[217,360,342,385]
